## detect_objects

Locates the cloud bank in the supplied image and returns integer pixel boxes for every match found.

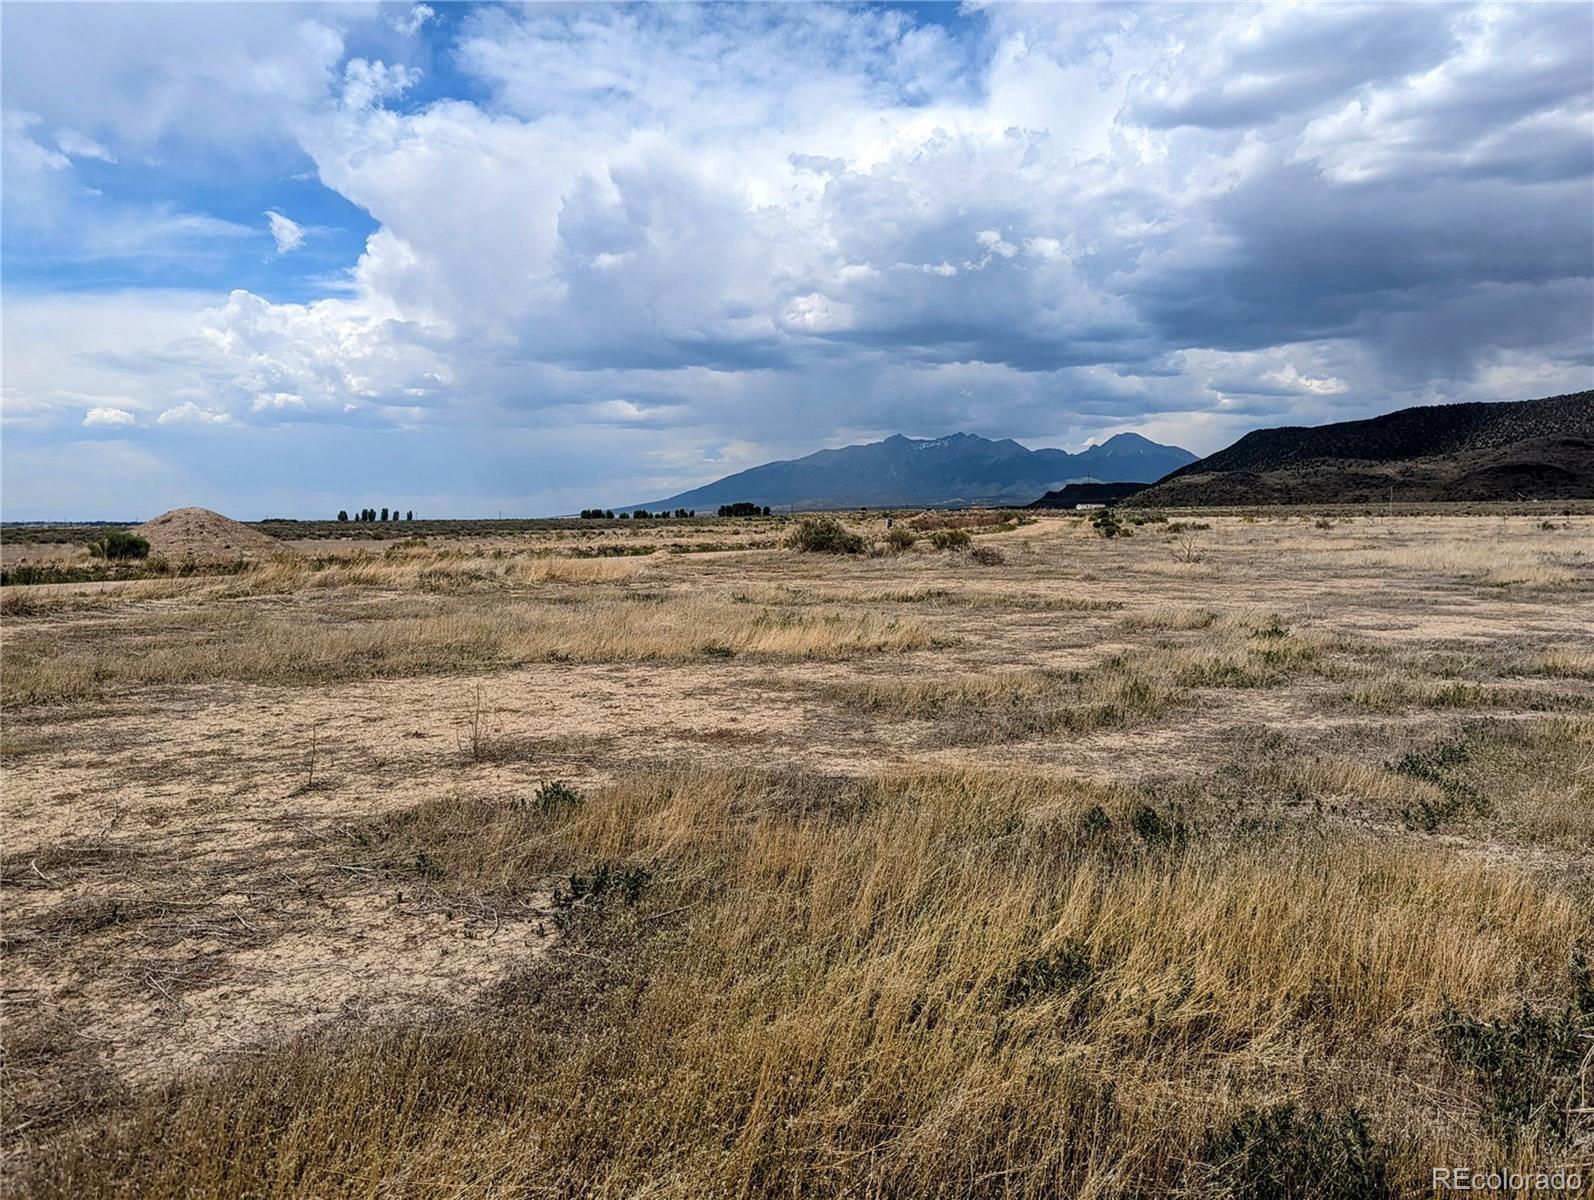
[2,2,1590,517]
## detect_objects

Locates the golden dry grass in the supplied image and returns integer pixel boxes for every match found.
[1,594,932,705]
[829,616,1360,743]
[3,511,1592,1197]
[18,767,1588,1197]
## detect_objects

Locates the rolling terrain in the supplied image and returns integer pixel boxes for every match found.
[1130,392,1594,507]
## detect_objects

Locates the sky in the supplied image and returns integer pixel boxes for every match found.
[2,2,1591,519]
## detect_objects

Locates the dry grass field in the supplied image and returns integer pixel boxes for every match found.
[2,511,1591,1197]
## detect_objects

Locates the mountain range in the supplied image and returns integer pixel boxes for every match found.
[623,432,1196,512]
[1128,392,1593,506]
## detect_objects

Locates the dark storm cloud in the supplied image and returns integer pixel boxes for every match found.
[5,1,1591,517]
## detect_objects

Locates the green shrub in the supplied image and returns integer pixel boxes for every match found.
[1438,952,1593,1147]
[885,526,917,552]
[556,862,653,910]
[1196,1103,1392,1200]
[990,939,1095,1009]
[86,530,150,560]
[1076,804,1112,840]
[1091,510,1129,539]
[787,516,866,555]
[1129,803,1185,848]
[1390,734,1488,832]
[930,529,971,550]
[533,781,585,814]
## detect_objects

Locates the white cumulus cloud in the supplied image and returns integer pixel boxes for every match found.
[83,406,136,427]
[157,402,231,426]
[264,210,306,255]
[391,5,436,37]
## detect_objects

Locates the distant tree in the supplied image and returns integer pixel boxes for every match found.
[337,510,349,522]
[762,506,771,516]
[619,512,631,519]
[606,509,615,519]
[380,507,389,522]
[718,502,762,518]
[406,511,414,521]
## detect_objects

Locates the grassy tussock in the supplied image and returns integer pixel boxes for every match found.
[1119,605,1218,631]
[831,620,1354,742]
[0,577,205,616]
[1529,647,1594,679]
[22,767,1586,1197]
[833,665,1182,741]
[238,550,653,592]
[731,583,1120,612]
[1333,540,1583,587]
[1236,718,1594,849]
[1342,677,1592,714]
[2,598,932,705]
[0,549,651,615]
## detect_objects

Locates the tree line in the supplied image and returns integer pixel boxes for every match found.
[580,508,696,519]
[338,509,413,522]
[577,503,770,519]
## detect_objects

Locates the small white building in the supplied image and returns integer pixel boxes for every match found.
[1074,503,1106,511]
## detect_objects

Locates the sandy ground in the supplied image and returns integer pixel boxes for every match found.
[3,512,1592,1105]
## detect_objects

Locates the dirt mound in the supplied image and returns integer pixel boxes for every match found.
[133,508,288,561]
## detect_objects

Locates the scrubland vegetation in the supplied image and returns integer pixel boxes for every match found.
[2,510,1590,1196]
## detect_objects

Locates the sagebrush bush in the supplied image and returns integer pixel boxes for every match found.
[885,527,917,552]
[1091,510,1129,539]
[533,781,585,814]
[87,530,150,560]
[989,938,1095,1009]
[930,529,972,550]
[1196,1103,1393,1200]
[787,516,866,554]
[1438,952,1593,1147]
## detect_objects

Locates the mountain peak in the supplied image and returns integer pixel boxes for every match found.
[620,428,1197,512]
